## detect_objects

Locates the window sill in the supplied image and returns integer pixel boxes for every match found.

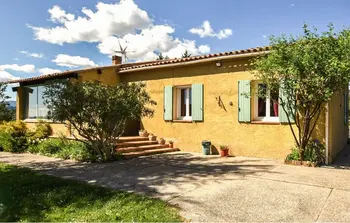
[251,121,280,125]
[172,120,193,123]
[23,119,58,124]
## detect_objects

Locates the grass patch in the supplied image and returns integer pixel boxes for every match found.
[0,163,181,222]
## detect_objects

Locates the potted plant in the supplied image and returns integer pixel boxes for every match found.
[168,140,174,148]
[158,137,166,145]
[148,133,156,141]
[139,129,148,137]
[219,145,229,157]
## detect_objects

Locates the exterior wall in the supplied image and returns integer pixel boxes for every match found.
[119,59,325,159]
[26,122,70,137]
[328,90,349,163]
[17,67,120,137]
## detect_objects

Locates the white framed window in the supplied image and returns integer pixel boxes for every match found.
[176,86,192,121]
[254,83,279,122]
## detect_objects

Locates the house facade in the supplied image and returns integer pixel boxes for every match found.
[8,47,348,163]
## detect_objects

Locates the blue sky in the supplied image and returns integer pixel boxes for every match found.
[1,0,349,100]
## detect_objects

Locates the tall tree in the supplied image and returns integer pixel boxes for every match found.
[156,52,164,60]
[43,80,156,161]
[251,24,350,160]
[182,50,192,58]
[156,53,169,60]
[0,83,15,122]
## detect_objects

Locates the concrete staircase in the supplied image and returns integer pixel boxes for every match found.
[116,136,179,158]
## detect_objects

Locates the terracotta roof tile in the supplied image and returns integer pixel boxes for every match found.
[5,46,270,84]
[119,46,270,72]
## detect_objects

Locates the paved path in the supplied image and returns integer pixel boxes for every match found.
[1,152,350,222]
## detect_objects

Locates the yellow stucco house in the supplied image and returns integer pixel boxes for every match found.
[7,46,349,164]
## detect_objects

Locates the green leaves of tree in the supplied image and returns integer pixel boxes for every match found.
[43,80,156,161]
[251,23,350,161]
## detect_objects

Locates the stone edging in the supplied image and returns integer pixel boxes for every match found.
[284,160,318,167]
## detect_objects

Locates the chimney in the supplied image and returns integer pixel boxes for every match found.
[112,55,122,65]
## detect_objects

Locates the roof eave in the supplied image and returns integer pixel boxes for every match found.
[119,51,270,74]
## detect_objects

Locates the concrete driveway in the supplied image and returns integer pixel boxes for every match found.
[1,152,350,222]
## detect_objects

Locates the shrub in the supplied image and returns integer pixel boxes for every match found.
[28,138,96,162]
[0,121,28,152]
[31,121,52,139]
[286,139,326,164]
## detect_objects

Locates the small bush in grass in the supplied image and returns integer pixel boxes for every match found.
[0,121,28,152]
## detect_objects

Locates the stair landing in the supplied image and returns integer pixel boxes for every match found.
[116,136,179,158]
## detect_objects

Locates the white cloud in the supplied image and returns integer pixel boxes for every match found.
[262,34,268,39]
[189,20,232,39]
[28,0,210,61]
[19,50,45,58]
[14,58,20,61]
[0,70,19,82]
[98,25,211,60]
[28,0,151,44]
[52,54,96,68]
[290,3,295,7]
[39,68,61,75]
[0,64,36,73]
[49,5,75,23]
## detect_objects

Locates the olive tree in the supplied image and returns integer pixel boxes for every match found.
[43,80,155,161]
[251,24,350,160]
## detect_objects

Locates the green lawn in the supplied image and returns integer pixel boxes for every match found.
[0,163,181,222]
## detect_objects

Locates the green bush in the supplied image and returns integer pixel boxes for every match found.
[31,121,52,139]
[286,147,299,161]
[28,138,96,162]
[286,139,326,164]
[0,121,28,152]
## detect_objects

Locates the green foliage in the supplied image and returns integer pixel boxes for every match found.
[286,147,300,161]
[0,83,15,122]
[27,121,52,141]
[252,23,350,160]
[0,163,181,222]
[43,80,155,161]
[181,50,191,58]
[156,52,169,60]
[219,145,229,151]
[28,138,97,162]
[0,121,28,152]
[286,140,326,164]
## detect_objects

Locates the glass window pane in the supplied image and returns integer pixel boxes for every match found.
[258,84,266,117]
[181,88,186,116]
[270,89,279,117]
[37,86,48,119]
[27,87,37,119]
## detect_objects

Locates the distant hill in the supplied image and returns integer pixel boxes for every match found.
[6,101,16,110]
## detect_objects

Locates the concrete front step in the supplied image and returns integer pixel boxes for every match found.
[116,140,158,148]
[117,136,148,142]
[123,148,180,159]
[117,144,169,153]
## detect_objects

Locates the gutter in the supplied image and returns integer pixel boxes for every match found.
[119,51,270,74]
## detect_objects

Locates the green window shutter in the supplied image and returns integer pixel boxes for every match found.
[279,87,295,123]
[344,92,348,125]
[238,80,251,122]
[164,86,173,121]
[191,83,204,121]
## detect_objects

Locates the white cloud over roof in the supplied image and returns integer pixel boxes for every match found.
[28,0,211,61]
[189,20,232,39]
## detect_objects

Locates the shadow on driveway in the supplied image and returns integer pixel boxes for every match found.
[0,152,280,200]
